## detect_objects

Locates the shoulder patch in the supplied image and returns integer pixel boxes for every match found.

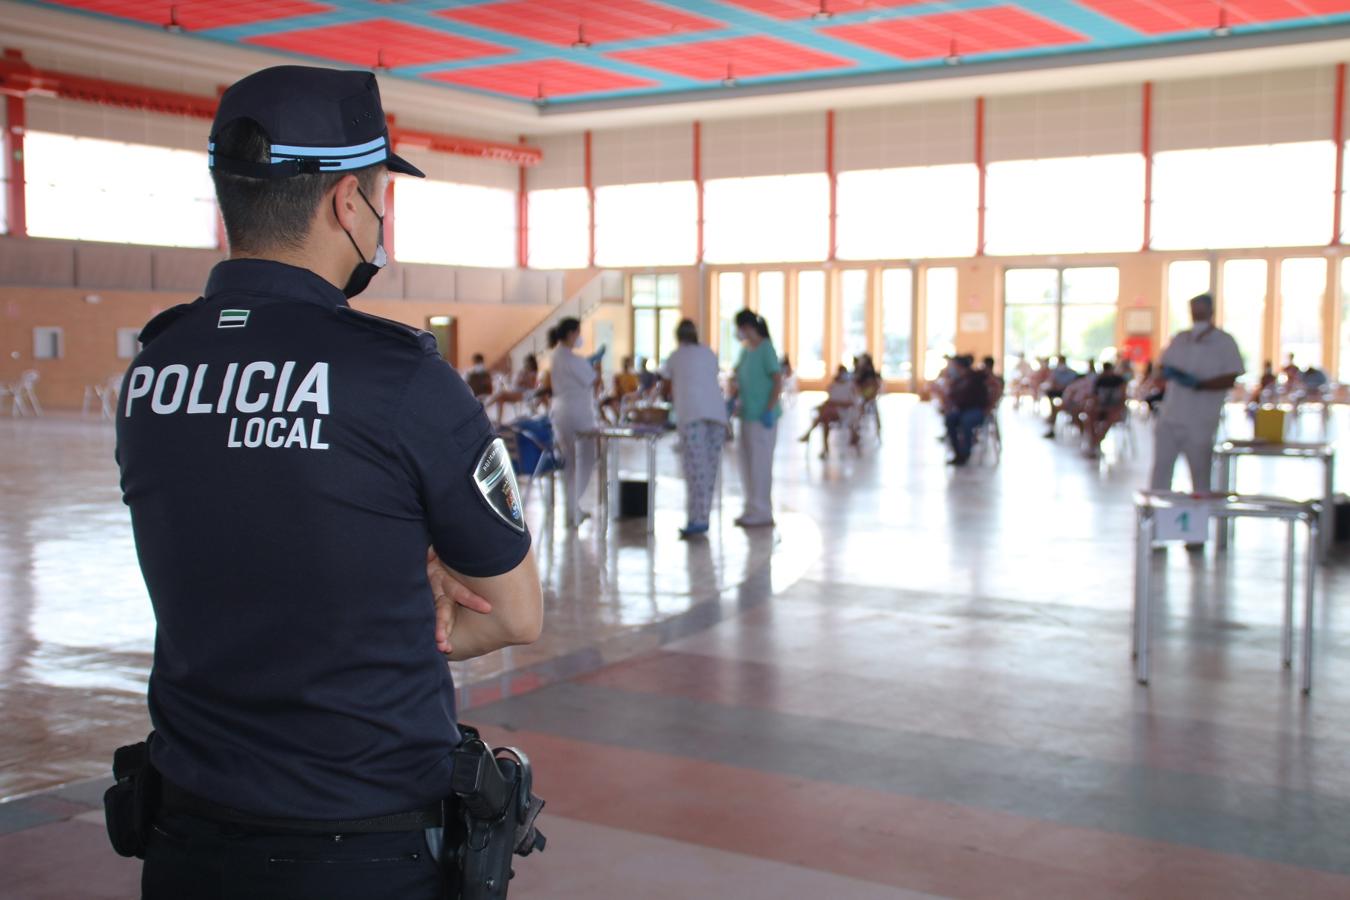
[138,299,202,345]
[472,437,526,533]
[335,307,436,352]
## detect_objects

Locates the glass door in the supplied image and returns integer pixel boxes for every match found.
[796,271,827,380]
[924,267,958,380]
[840,269,869,366]
[1002,266,1119,371]
[1219,259,1265,381]
[1279,258,1327,370]
[1060,267,1119,364]
[1341,258,1350,382]
[1003,268,1058,373]
[755,271,787,355]
[716,271,746,369]
[632,274,683,368]
[881,268,913,382]
[1166,260,1211,339]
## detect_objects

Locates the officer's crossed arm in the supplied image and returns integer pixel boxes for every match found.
[431,549,543,661]
[398,355,544,660]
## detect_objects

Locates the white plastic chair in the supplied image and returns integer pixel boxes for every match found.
[17,370,42,417]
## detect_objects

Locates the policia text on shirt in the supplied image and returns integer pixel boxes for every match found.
[123,360,332,450]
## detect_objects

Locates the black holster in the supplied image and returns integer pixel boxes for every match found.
[446,726,546,900]
[104,733,161,859]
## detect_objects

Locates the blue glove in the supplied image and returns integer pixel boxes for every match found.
[1162,365,1199,388]
[586,346,606,366]
[759,409,778,429]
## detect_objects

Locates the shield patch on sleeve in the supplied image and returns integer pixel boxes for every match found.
[473,437,526,533]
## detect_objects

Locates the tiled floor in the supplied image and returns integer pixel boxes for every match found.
[2,395,1347,898]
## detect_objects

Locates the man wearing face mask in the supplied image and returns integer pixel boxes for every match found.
[113,66,543,899]
[1150,292,1244,497]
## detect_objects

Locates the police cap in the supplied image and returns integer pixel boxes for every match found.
[209,65,424,181]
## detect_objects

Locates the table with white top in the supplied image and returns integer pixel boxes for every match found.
[1212,440,1335,562]
[582,424,669,535]
[1133,490,1321,694]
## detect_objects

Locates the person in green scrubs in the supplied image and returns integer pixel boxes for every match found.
[731,309,782,527]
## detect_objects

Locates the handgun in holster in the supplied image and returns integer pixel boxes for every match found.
[446,726,547,900]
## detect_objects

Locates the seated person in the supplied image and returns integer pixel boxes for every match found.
[1282,353,1302,388]
[944,356,989,467]
[854,353,882,433]
[1251,360,1277,403]
[600,356,641,424]
[1043,356,1081,437]
[980,355,1004,408]
[1084,361,1127,458]
[463,353,494,400]
[489,353,540,425]
[1303,365,1329,392]
[800,365,859,458]
[636,357,659,394]
[1133,361,1165,412]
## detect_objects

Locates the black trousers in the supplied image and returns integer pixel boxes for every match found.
[142,811,445,900]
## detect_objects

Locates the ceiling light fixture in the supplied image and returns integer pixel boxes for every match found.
[571,24,591,49]
[811,1,833,21]
[374,49,389,72]
[162,5,183,33]
[1212,3,1232,37]
[721,62,737,87]
[533,83,548,107]
[944,38,961,66]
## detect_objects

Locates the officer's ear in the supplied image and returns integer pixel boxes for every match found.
[330,174,364,234]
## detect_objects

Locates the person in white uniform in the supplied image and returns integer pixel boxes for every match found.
[548,317,600,527]
[660,319,729,539]
[1150,293,1244,494]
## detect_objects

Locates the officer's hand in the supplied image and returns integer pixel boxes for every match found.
[427,547,493,655]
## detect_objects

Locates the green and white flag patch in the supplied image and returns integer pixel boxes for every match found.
[218,309,250,329]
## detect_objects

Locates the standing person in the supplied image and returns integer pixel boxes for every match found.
[114,66,543,900]
[1151,292,1244,494]
[730,309,782,528]
[660,319,728,538]
[550,317,600,527]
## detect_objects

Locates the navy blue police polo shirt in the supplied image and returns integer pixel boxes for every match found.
[116,258,531,821]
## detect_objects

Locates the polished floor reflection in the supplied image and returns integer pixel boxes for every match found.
[2,397,1349,898]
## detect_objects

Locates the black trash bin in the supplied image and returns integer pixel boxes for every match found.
[617,479,649,519]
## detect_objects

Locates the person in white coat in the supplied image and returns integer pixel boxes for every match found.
[1150,292,1244,495]
[549,317,600,527]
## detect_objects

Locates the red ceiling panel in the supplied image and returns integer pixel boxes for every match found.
[438,0,722,45]
[611,35,853,79]
[422,59,656,98]
[826,5,1085,59]
[245,19,511,69]
[1076,0,1350,35]
[41,0,331,30]
[720,0,926,19]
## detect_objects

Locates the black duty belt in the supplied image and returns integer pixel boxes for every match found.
[160,777,443,835]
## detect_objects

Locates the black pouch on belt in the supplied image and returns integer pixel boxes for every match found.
[104,733,161,858]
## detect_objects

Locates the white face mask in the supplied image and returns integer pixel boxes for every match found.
[1192,321,1211,336]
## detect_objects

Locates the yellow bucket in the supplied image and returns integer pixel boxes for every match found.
[1254,406,1286,443]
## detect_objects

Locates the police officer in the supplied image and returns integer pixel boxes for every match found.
[115,66,543,899]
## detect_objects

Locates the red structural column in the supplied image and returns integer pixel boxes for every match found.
[584,130,595,269]
[517,135,529,268]
[974,97,986,257]
[693,121,704,265]
[1142,81,1154,252]
[1332,64,1345,246]
[826,109,837,262]
[5,92,26,238]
